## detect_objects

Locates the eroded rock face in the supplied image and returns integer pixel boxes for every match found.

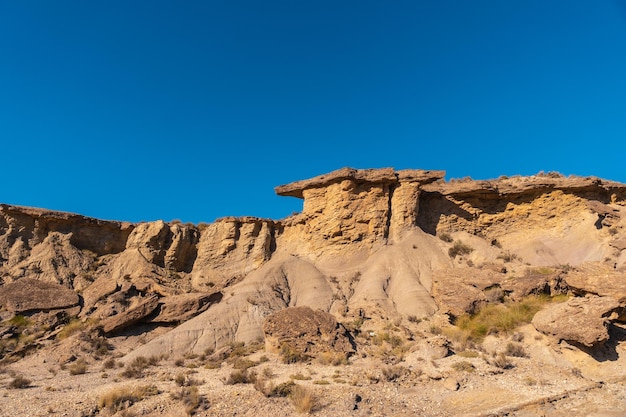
[531,296,624,347]
[263,306,354,357]
[191,217,277,291]
[0,278,79,314]
[3,167,626,362]
[277,167,444,256]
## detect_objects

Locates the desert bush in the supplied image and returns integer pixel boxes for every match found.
[69,358,88,375]
[102,358,117,370]
[280,344,310,364]
[98,385,158,412]
[457,350,479,358]
[290,384,315,414]
[9,374,31,389]
[232,358,257,370]
[505,342,527,358]
[171,385,206,416]
[439,232,453,243]
[451,361,475,373]
[448,241,473,258]
[290,372,311,381]
[57,319,86,340]
[382,365,408,382]
[254,379,296,397]
[121,355,161,378]
[492,353,513,369]
[450,295,559,343]
[497,251,518,263]
[316,351,348,366]
[225,369,256,385]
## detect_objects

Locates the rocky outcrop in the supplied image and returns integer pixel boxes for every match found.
[263,306,354,357]
[101,294,160,334]
[531,296,624,347]
[152,292,222,323]
[3,167,626,362]
[277,168,444,257]
[0,278,79,314]
[190,217,277,291]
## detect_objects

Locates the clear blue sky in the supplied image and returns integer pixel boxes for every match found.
[2,1,625,223]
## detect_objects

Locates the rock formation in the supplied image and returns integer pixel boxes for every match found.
[2,167,626,362]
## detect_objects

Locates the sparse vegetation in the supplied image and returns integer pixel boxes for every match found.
[9,374,32,389]
[290,384,315,414]
[68,358,88,375]
[225,369,256,385]
[497,251,518,262]
[57,319,87,340]
[451,361,475,373]
[439,232,453,243]
[446,295,563,344]
[280,344,310,364]
[505,342,527,358]
[316,351,348,366]
[121,355,161,378]
[382,365,408,382]
[448,241,473,258]
[98,385,158,413]
[171,385,207,416]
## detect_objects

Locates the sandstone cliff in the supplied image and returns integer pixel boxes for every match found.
[2,168,626,362]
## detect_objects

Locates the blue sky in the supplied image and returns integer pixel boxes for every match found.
[2,1,625,223]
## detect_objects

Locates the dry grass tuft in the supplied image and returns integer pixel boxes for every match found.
[290,384,315,414]
[98,384,158,412]
[68,358,88,375]
[121,355,161,378]
[171,385,207,416]
[9,374,32,389]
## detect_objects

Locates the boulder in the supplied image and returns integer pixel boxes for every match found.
[151,292,222,323]
[263,306,354,357]
[564,263,626,301]
[101,294,160,334]
[531,296,623,347]
[0,278,79,314]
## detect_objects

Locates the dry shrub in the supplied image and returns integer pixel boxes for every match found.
[102,358,117,370]
[121,355,161,378]
[316,351,348,366]
[57,319,87,340]
[489,353,513,369]
[280,344,310,364]
[451,361,475,373]
[171,385,207,416]
[448,241,473,258]
[255,379,295,398]
[382,365,408,382]
[98,385,158,412]
[225,369,256,385]
[449,295,559,344]
[9,374,31,389]
[69,358,88,375]
[505,342,527,358]
[290,384,315,414]
[232,358,257,370]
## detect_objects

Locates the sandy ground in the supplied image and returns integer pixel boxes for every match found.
[2,324,626,417]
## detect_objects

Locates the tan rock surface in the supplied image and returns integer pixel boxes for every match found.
[263,306,354,357]
[4,167,626,417]
[0,277,79,313]
[532,296,623,347]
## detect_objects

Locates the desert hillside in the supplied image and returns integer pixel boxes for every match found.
[1,167,626,417]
